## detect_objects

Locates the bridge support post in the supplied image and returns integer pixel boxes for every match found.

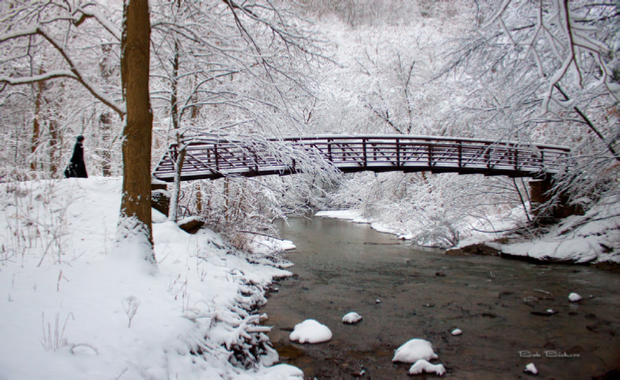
[529,178,551,216]
[529,177,583,219]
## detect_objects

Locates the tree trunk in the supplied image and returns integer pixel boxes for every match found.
[100,111,113,176]
[119,0,154,260]
[100,44,114,177]
[48,118,59,177]
[168,38,186,222]
[31,71,44,172]
[195,183,202,214]
[168,148,186,221]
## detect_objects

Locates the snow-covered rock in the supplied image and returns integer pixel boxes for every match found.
[524,363,538,375]
[451,328,462,336]
[392,339,438,363]
[255,364,304,379]
[152,207,167,223]
[289,319,332,344]
[408,359,446,376]
[342,312,363,324]
[569,293,582,302]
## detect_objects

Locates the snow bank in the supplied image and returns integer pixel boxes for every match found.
[322,195,620,266]
[0,178,301,379]
[496,196,620,264]
[315,210,369,223]
[289,319,332,344]
[249,236,296,255]
[315,210,413,238]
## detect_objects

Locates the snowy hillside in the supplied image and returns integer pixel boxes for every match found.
[0,178,302,379]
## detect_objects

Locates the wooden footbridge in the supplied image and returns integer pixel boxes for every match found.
[152,135,570,182]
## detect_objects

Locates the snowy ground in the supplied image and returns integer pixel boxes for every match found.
[0,178,303,379]
[492,197,620,265]
[317,201,620,265]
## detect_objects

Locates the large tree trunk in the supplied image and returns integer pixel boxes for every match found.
[119,0,154,261]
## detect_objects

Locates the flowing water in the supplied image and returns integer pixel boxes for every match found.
[261,217,620,379]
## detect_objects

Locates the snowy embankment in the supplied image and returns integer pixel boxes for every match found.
[491,197,620,265]
[0,178,302,379]
[317,201,620,266]
[315,210,414,239]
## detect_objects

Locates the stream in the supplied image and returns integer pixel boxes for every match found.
[260,217,620,379]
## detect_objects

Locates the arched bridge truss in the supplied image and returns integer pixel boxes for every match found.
[152,135,570,182]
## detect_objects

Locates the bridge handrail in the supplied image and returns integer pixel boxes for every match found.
[154,134,571,182]
[179,134,570,152]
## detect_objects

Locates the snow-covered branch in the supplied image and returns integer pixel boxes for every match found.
[0,27,125,116]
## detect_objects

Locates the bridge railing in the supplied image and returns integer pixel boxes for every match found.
[152,135,570,182]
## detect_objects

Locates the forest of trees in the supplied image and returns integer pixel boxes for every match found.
[1,0,618,252]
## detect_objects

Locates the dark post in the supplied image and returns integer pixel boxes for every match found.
[254,150,259,172]
[214,145,219,171]
[363,139,367,167]
[396,139,401,167]
[328,139,332,162]
[172,144,178,162]
[486,143,491,169]
[514,148,519,171]
[428,143,432,167]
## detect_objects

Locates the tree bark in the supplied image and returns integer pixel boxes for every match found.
[100,44,114,177]
[49,118,59,176]
[31,70,44,172]
[168,38,185,222]
[100,112,113,176]
[119,0,154,259]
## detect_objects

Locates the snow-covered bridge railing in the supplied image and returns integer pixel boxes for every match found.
[152,135,570,182]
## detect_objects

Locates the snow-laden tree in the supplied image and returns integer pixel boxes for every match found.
[1,0,336,256]
[0,1,123,181]
[439,0,620,210]
[0,0,157,259]
[148,0,330,221]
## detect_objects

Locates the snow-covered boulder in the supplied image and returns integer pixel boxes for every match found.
[408,359,446,376]
[289,319,332,344]
[152,207,167,223]
[254,364,304,379]
[524,363,538,375]
[392,339,438,363]
[451,328,462,336]
[568,293,582,302]
[342,312,363,324]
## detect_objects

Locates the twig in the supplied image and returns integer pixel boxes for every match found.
[534,289,553,296]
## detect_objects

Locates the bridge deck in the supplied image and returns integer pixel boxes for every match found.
[152,135,570,182]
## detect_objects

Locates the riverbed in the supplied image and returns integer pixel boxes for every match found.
[261,217,620,379]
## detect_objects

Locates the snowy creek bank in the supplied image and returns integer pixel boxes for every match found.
[261,217,620,379]
[0,178,303,379]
